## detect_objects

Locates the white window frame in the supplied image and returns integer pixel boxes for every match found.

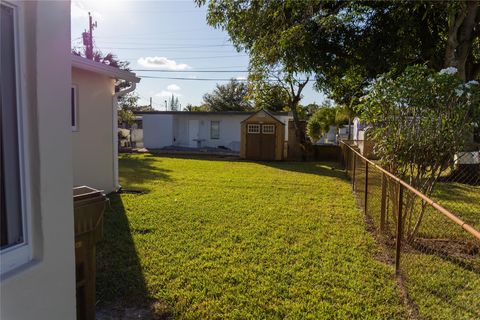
[1,1,33,275]
[247,124,260,134]
[262,124,275,134]
[71,84,78,131]
[210,120,220,139]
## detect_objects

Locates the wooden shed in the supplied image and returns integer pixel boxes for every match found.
[240,109,285,161]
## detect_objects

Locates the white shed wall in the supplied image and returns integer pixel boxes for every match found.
[143,114,174,148]
[172,114,247,151]
[142,113,293,152]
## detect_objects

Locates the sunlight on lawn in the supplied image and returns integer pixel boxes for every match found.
[97,154,407,318]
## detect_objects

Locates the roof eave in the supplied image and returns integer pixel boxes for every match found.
[71,55,140,83]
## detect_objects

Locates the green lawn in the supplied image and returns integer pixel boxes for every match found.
[348,161,480,319]
[433,182,480,232]
[97,154,407,319]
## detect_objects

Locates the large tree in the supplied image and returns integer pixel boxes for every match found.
[248,82,289,112]
[248,64,310,142]
[202,79,253,111]
[197,1,479,99]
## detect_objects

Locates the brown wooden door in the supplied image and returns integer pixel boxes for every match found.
[246,124,261,160]
[246,123,277,160]
[260,124,275,160]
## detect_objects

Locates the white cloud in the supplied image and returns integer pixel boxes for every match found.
[167,84,181,91]
[137,56,191,70]
[155,90,182,99]
[71,1,102,20]
[236,76,247,81]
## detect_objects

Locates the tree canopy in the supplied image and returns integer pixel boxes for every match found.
[202,79,253,111]
[306,106,337,143]
[197,0,479,105]
[248,82,288,112]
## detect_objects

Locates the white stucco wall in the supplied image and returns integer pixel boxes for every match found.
[352,117,362,141]
[142,113,293,151]
[317,125,338,144]
[143,114,174,148]
[71,68,116,193]
[1,1,76,319]
[172,114,248,151]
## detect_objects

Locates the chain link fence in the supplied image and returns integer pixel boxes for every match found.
[340,140,480,319]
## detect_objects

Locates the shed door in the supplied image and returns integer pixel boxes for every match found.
[260,124,275,160]
[188,120,199,147]
[246,124,261,160]
[246,123,276,160]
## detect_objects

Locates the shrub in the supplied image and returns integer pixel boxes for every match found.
[360,64,480,240]
[306,107,336,142]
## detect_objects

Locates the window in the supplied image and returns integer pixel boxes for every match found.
[210,120,220,139]
[71,85,78,131]
[262,124,275,134]
[247,124,260,134]
[1,2,31,273]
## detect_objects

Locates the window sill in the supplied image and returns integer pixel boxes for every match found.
[0,244,32,277]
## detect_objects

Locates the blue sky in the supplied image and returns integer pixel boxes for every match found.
[71,0,325,110]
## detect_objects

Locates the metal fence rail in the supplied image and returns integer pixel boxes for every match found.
[340,140,480,319]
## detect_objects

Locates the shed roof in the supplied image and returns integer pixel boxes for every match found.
[240,109,285,125]
[71,55,140,83]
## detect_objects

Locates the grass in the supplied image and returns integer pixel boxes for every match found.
[433,182,480,231]
[348,159,480,319]
[97,154,407,319]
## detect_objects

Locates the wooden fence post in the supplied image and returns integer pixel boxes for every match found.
[380,173,387,232]
[364,161,368,213]
[395,184,404,274]
[352,153,356,191]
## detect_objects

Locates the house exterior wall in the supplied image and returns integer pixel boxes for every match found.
[72,67,116,193]
[172,114,246,151]
[352,117,363,141]
[317,125,337,144]
[143,113,270,152]
[0,1,77,319]
[143,114,174,148]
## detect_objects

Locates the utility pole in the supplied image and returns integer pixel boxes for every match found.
[149,97,152,108]
[164,100,167,111]
[82,12,97,60]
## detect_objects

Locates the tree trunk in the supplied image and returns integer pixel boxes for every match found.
[444,1,479,81]
[290,102,303,143]
[348,116,352,140]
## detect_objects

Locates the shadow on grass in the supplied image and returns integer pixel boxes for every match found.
[120,154,173,190]
[261,161,348,179]
[96,194,173,319]
[143,152,347,179]
[143,152,241,162]
[434,182,480,208]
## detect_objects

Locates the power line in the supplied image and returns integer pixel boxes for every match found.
[98,44,234,50]
[138,75,312,82]
[124,55,248,60]
[94,40,232,45]
[139,75,245,81]
[132,69,249,73]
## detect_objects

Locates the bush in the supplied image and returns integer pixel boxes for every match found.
[359,64,480,240]
[306,107,336,142]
